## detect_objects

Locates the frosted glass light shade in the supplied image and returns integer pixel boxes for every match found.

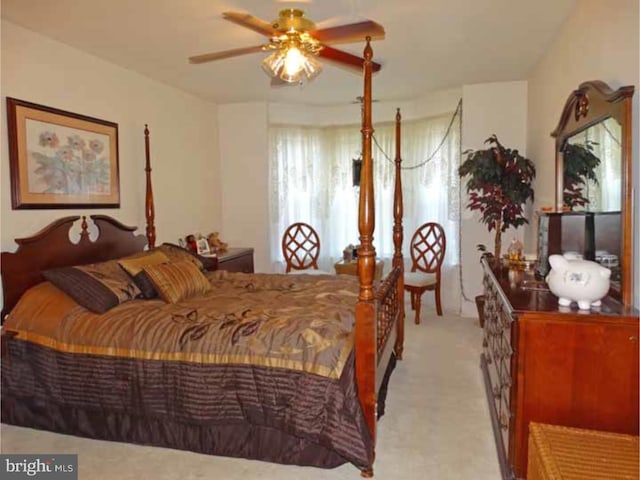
[261,46,322,84]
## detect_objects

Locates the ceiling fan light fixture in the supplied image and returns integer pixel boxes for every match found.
[262,49,286,77]
[261,42,322,84]
[301,53,322,81]
[283,46,305,76]
[192,9,385,83]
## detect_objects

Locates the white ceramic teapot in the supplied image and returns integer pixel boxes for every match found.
[545,254,611,310]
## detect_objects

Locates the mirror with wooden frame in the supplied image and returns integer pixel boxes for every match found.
[551,80,634,306]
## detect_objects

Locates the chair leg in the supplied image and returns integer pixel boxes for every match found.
[415,294,422,325]
[410,292,415,310]
[435,283,443,316]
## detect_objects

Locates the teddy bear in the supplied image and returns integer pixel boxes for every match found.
[207,232,228,253]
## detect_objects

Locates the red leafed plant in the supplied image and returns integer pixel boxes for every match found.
[458,134,536,257]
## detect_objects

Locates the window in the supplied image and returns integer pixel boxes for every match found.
[269,110,462,311]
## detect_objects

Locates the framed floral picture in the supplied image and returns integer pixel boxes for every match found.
[7,98,120,209]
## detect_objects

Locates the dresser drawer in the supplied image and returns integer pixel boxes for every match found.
[218,248,254,273]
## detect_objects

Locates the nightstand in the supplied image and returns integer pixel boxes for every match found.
[217,248,254,273]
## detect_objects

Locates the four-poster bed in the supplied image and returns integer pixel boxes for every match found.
[1,39,404,476]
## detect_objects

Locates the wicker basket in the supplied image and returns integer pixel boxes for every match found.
[528,422,639,480]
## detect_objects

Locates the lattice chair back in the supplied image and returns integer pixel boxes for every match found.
[282,222,322,273]
[404,222,447,322]
[410,222,446,274]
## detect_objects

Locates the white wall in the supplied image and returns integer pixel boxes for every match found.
[526,0,639,307]
[217,102,270,273]
[1,21,221,254]
[269,87,462,126]
[461,81,529,316]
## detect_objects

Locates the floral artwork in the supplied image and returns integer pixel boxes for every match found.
[26,119,112,196]
[7,97,120,209]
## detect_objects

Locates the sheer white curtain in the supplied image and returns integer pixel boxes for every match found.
[269,111,462,312]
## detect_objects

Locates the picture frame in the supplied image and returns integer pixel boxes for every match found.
[196,238,211,255]
[6,97,120,209]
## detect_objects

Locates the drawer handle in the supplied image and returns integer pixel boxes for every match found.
[630,336,638,342]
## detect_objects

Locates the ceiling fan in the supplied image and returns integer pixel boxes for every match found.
[189,9,384,85]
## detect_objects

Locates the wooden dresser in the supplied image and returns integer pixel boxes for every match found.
[217,247,254,273]
[480,257,639,480]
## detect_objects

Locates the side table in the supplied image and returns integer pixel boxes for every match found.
[334,259,384,281]
[216,248,254,273]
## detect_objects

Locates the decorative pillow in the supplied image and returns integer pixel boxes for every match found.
[43,260,141,313]
[118,251,170,299]
[143,260,212,303]
[157,243,216,271]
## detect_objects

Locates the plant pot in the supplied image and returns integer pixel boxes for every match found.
[475,294,486,328]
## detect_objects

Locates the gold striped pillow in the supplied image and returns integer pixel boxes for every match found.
[143,260,211,303]
[118,251,171,299]
[119,250,170,276]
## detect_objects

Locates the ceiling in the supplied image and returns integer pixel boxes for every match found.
[1,0,576,105]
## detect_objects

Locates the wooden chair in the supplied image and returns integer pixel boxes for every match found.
[404,222,446,324]
[282,222,324,273]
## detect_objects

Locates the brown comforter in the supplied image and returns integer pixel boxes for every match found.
[1,271,373,469]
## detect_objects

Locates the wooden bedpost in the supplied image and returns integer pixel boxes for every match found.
[356,37,376,478]
[393,109,405,360]
[144,124,156,249]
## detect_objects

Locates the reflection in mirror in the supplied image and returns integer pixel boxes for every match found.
[563,117,621,212]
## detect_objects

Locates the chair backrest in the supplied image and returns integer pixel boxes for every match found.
[282,222,321,273]
[409,222,446,274]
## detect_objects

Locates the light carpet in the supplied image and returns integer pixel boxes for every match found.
[1,309,501,479]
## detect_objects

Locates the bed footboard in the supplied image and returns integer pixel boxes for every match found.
[374,267,401,391]
[375,268,401,355]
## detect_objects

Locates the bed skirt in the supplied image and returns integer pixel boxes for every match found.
[1,337,399,470]
[2,396,352,468]
[2,360,397,469]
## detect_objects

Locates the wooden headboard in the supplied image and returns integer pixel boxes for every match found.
[1,215,147,319]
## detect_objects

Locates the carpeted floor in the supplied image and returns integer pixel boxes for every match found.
[1,309,501,479]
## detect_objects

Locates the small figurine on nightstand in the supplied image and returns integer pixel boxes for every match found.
[185,234,198,253]
[207,232,228,253]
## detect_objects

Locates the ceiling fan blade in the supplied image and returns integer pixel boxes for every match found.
[310,21,385,45]
[189,45,264,64]
[318,46,382,73]
[222,11,278,37]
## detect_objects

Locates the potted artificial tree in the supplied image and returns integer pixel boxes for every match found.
[458,135,535,326]
[458,134,536,257]
[562,140,600,210]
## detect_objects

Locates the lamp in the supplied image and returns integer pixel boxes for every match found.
[262,35,322,84]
